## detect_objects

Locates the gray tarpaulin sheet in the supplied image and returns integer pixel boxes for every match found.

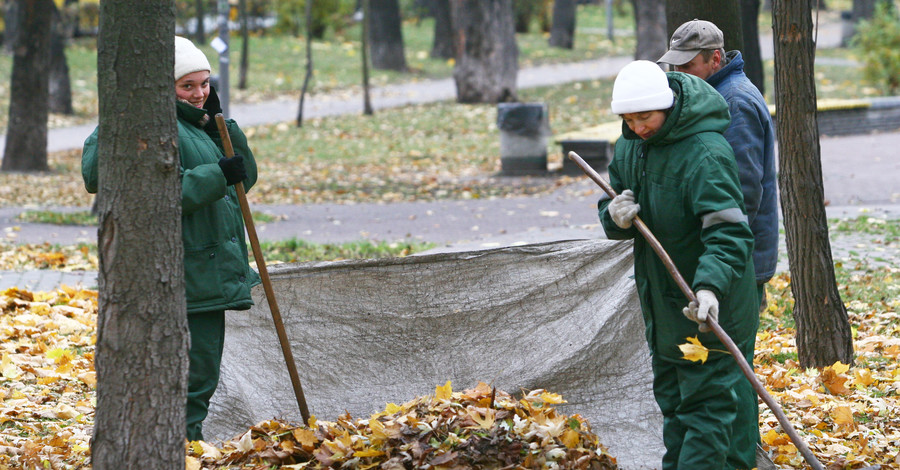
[206,239,665,468]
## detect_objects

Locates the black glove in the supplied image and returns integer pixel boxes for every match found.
[218,154,247,186]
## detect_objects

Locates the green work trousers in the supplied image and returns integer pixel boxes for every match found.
[652,350,757,470]
[186,310,226,442]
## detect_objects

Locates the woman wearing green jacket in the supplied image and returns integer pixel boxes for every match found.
[82,36,261,442]
[597,60,759,469]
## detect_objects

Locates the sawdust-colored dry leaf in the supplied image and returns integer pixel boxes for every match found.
[678,336,709,363]
[831,405,854,428]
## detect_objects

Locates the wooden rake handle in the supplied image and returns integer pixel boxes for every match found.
[216,114,311,425]
[568,151,824,470]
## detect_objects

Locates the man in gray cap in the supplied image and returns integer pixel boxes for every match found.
[659,18,778,470]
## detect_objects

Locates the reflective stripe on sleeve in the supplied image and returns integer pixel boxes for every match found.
[701,208,748,229]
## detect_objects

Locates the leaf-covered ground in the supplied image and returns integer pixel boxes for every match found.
[1,247,899,468]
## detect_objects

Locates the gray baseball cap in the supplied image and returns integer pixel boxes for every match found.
[657,19,724,66]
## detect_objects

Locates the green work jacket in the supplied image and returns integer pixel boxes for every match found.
[599,72,758,362]
[82,97,261,314]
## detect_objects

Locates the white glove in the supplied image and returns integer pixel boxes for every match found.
[607,189,640,229]
[683,289,719,333]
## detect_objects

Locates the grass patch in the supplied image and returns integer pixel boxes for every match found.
[258,238,434,263]
[15,209,285,226]
[829,215,900,238]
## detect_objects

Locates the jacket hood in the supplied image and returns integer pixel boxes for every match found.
[621,71,730,145]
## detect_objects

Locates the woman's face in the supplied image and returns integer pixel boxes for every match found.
[621,110,667,140]
[175,70,211,108]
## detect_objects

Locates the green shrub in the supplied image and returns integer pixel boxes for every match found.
[271,0,355,38]
[852,1,900,94]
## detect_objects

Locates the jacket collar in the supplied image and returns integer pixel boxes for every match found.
[706,50,743,89]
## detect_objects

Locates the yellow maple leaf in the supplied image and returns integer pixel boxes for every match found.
[831,361,850,375]
[561,429,581,449]
[353,448,385,458]
[540,391,566,404]
[831,405,855,428]
[384,403,402,414]
[678,336,709,363]
[468,407,495,429]
[853,368,875,386]
[1,354,19,379]
[435,380,452,400]
[292,428,318,448]
[820,366,850,395]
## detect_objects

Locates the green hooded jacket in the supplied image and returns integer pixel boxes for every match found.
[598,72,758,362]
[82,97,261,314]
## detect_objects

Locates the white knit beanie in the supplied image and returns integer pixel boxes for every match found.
[610,60,674,114]
[174,36,211,81]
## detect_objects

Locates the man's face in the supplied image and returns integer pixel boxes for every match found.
[674,50,721,80]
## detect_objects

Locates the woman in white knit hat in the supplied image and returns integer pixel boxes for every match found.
[596,60,759,470]
[82,36,261,442]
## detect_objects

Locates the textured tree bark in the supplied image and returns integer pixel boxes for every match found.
[369,0,407,71]
[664,0,743,52]
[195,0,206,44]
[49,3,73,115]
[430,0,456,59]
[452,0,518,103]
[238,0,249,90]
[631,0,666,61]
[548,0,576,49]
[90,1,189,468]
[740,0,765,95]
[2,0,51,172]
[772,0,854,368]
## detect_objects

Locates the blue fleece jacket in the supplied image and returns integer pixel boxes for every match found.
[707,51,778,284]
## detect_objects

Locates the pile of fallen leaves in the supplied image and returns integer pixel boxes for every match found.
[0,242,98,271]
[187,382,618,470]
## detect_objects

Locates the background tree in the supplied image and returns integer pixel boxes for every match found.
[772,0,854,367]
[361,0,374,115]
[49,1,74,115]
[548,0,576,48]
[665,0,743,52]
[2,0,52,173]
[195,0,206,43]
[451,0,518,103]
[739,0,765,94]
[631,0,666,61]
[297,0,315,125]
[430,0,456,58]
[513,0,538,33]
[90,1,188,468]
[369,0,407,71]
[238,0,250,90]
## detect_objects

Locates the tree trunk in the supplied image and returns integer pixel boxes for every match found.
[740,0,765,95]
[49,3,73,115]
[361,0,374,115]
[369,0,407,71]
[238,0,249,90]
[90,1,188,468]
[297,0,316,124]
[772,0,854,368]
[452,0,518,103]
[196,0,206,44]
[2,0,52,173]
[631,0,666,61]
[3,1,20,54]
[513,0,536,33]
[431,0,456,59]
[665,0,743,52]
[548,0,576,48]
